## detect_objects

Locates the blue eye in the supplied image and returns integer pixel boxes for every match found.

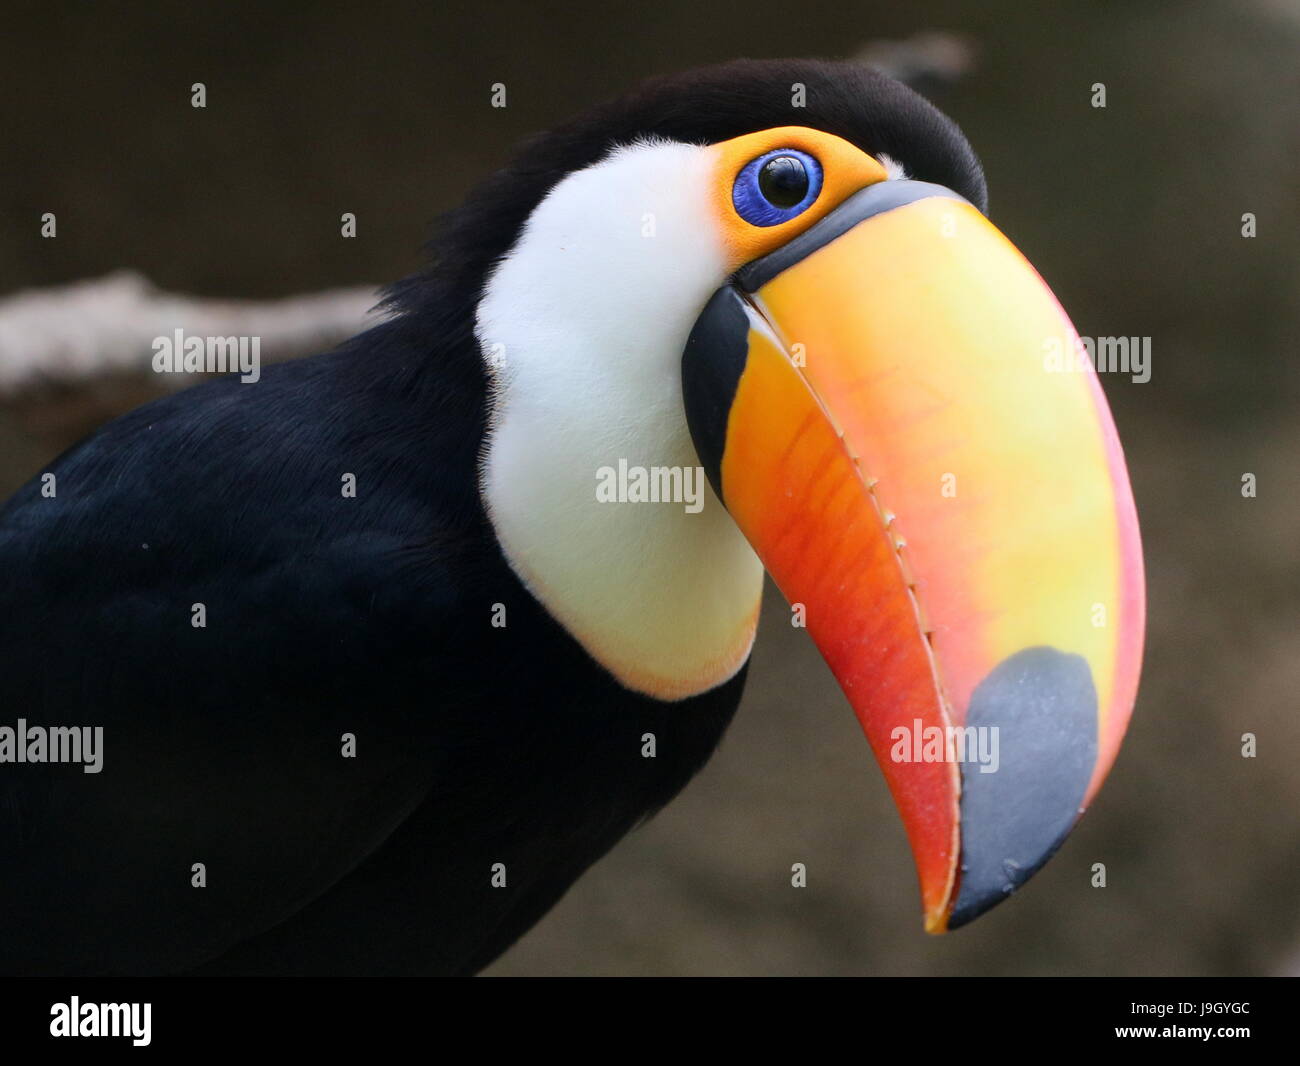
[732,149,823,227]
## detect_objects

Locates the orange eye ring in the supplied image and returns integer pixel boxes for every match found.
[708,126,890,271]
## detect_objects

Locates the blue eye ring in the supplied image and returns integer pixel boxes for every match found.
[732,148,823,227]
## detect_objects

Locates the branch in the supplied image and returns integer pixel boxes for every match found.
[0,271,381,398]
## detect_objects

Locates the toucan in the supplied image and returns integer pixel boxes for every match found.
[0,58,1144,975]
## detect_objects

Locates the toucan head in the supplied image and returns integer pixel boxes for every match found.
[455,59,1144,931]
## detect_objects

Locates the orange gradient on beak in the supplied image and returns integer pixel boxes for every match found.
[685,187,1144,930]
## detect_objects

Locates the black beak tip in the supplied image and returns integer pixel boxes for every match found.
[946,646,1099,930]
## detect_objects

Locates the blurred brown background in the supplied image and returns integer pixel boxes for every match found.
[2,0,1296,975]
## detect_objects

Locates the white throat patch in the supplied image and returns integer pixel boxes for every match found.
[476,140,764,701]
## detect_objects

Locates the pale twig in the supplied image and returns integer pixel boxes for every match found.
[0,270,381,397]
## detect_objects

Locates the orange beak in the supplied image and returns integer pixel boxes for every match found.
[682,181,1145,930]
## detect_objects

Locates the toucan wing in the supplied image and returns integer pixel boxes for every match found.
[0,352,481,974]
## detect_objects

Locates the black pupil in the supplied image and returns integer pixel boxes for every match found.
[758,156,809,208]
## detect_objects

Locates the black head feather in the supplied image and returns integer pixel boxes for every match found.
[386,58,986,318]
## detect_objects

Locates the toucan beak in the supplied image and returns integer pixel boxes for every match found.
[682,180,1145,931]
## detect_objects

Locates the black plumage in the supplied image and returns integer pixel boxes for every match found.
[0,59,982,975]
